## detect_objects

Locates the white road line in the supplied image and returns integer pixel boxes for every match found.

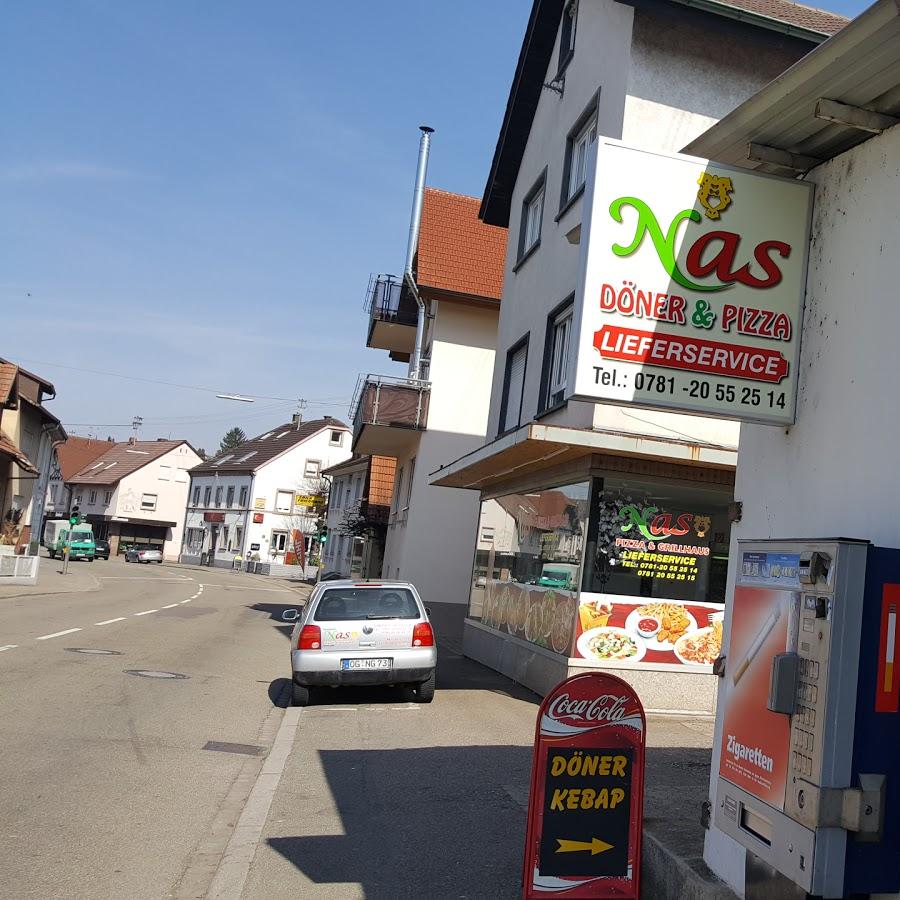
[161,603,179,609]
[206,708,302,899]
[36,628,82,641]
[133,609,158,616]
[181,598,192,604]
[0,645,17,652]
[98,577,188,582]
[95,617,126,626]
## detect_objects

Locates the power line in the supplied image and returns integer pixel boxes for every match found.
[16,356,348,404]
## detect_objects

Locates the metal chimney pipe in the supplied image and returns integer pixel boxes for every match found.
[405,125,433,380]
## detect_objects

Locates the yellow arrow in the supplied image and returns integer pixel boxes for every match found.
[556,838,614,855]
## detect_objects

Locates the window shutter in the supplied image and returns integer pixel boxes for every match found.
[503,344,527,431]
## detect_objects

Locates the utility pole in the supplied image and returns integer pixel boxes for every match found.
[131,415,143,439]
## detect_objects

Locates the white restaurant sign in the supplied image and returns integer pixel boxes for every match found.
[568,141,813,425]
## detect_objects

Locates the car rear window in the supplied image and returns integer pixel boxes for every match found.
[313,587,420,621]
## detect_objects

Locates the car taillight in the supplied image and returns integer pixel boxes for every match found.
[298,625,321,651]
[412,622,434,647]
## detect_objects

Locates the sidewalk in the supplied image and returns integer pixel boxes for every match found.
[0,555,100,601]
[237,602,734,899]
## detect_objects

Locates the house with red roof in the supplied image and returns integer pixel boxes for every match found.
[349,167,508,606]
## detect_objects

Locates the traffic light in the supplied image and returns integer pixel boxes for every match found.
[319,526,328,544]
[69,505,80,526]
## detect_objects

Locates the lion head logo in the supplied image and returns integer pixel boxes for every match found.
[697,174,734,220]
[694,515,712,539]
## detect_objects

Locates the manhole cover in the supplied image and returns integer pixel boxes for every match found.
[125,669,189,680]
[203,741,264,757]
[65,648,123,656]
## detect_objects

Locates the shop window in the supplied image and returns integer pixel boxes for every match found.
[467,481,589,657]
[499,336,529,434]
[275,490,292,513]
[234,525,243,552]
[541,298,573,411]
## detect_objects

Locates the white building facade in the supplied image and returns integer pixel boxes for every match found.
[431,0,842,703]
[181,417,351,572]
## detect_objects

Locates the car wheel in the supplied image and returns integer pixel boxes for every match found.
[415,671,436,704]
[291,682,310,707]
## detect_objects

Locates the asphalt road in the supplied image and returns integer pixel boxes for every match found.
[0,555,305,900]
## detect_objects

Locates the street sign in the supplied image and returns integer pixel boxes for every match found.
[522,673,646,898]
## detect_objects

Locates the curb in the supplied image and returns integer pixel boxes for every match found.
[641,828,737,899]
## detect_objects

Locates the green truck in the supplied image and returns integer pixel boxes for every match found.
[44,519,96,561]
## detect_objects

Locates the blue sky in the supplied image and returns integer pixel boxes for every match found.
[2,0,868,452]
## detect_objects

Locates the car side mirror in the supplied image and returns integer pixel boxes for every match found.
[281,609,300,622]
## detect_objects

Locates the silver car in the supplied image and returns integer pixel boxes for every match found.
[281,580,437,707]
[124,546,163,564]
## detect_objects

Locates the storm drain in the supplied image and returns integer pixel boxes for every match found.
[124,669,189,680]
[65,648,123,656]
[203,741,264,757]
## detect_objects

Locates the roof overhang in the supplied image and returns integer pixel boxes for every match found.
[683,0,900,174]
[430,422,736,491]
[0,430,38,475]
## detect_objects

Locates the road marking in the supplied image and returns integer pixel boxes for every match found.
[0,644,17,652]
[161,603,179,609]
[181,598,192,604]
[98,577,188,582]
[206,707,302,899]
[95,617,127,626]
[134,609,158,616]
[36,628,82,641]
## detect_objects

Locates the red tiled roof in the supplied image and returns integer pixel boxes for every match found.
[57,436,115,482]
[69,440,190,485]
[0,429,38,474]
[417,188,508,302]
[709,0,847,34]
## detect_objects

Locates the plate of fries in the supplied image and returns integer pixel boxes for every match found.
[626,602,697,650]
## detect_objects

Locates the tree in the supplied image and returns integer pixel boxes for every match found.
[196,448,208,460]
[218,427,246,453]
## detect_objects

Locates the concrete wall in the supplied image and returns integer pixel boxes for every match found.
[703,123,900,897]
[485,0,811,449]
[383,300,498,604]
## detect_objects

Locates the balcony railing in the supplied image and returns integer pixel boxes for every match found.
[349,374,430,453]
[365,274,419,357]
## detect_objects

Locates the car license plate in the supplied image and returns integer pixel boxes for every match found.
[341,658,392,670]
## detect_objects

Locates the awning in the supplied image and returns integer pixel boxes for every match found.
[0,429,38,475]
[430,422,736,491]
[106,516,177,528]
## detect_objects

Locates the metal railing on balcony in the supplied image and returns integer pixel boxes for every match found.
[365,274,418,328]
[349,373,431,432]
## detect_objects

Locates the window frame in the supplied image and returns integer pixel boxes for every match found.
[539,294,575,414]
[515,168,547,271]
[89,490,97,505]
[557,0,578,76]
[274,490,293,513]
[559,91,600,216]
[214,486,223,508]
[140,493,158,512]
[203,486,211,506]
[498,333,530,436]
[271,530,288,553]
[192,486,200,506]
[304,459,321,479]
[238,486,248,507]
[329,430,343,446]
[226,485,235,507]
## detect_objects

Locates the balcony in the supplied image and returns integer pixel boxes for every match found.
[350,374,430,456]
[365,274,419,361]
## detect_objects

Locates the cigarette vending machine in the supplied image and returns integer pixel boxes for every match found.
[715,538,900,898]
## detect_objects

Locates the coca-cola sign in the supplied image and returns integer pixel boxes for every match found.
[523,673,646,899]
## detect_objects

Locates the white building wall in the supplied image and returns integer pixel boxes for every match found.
[382,301,497,604]
[322,464,367,577]
[486,0,806,450]
[108,444,200,560]
[703,124,900,896]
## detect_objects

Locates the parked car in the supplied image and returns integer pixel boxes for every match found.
[94,539,111,560]
[124,546,163,564]
[281,580,436,707]
[318,570,344,582]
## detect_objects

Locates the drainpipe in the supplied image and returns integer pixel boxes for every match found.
[405,125,434,381]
